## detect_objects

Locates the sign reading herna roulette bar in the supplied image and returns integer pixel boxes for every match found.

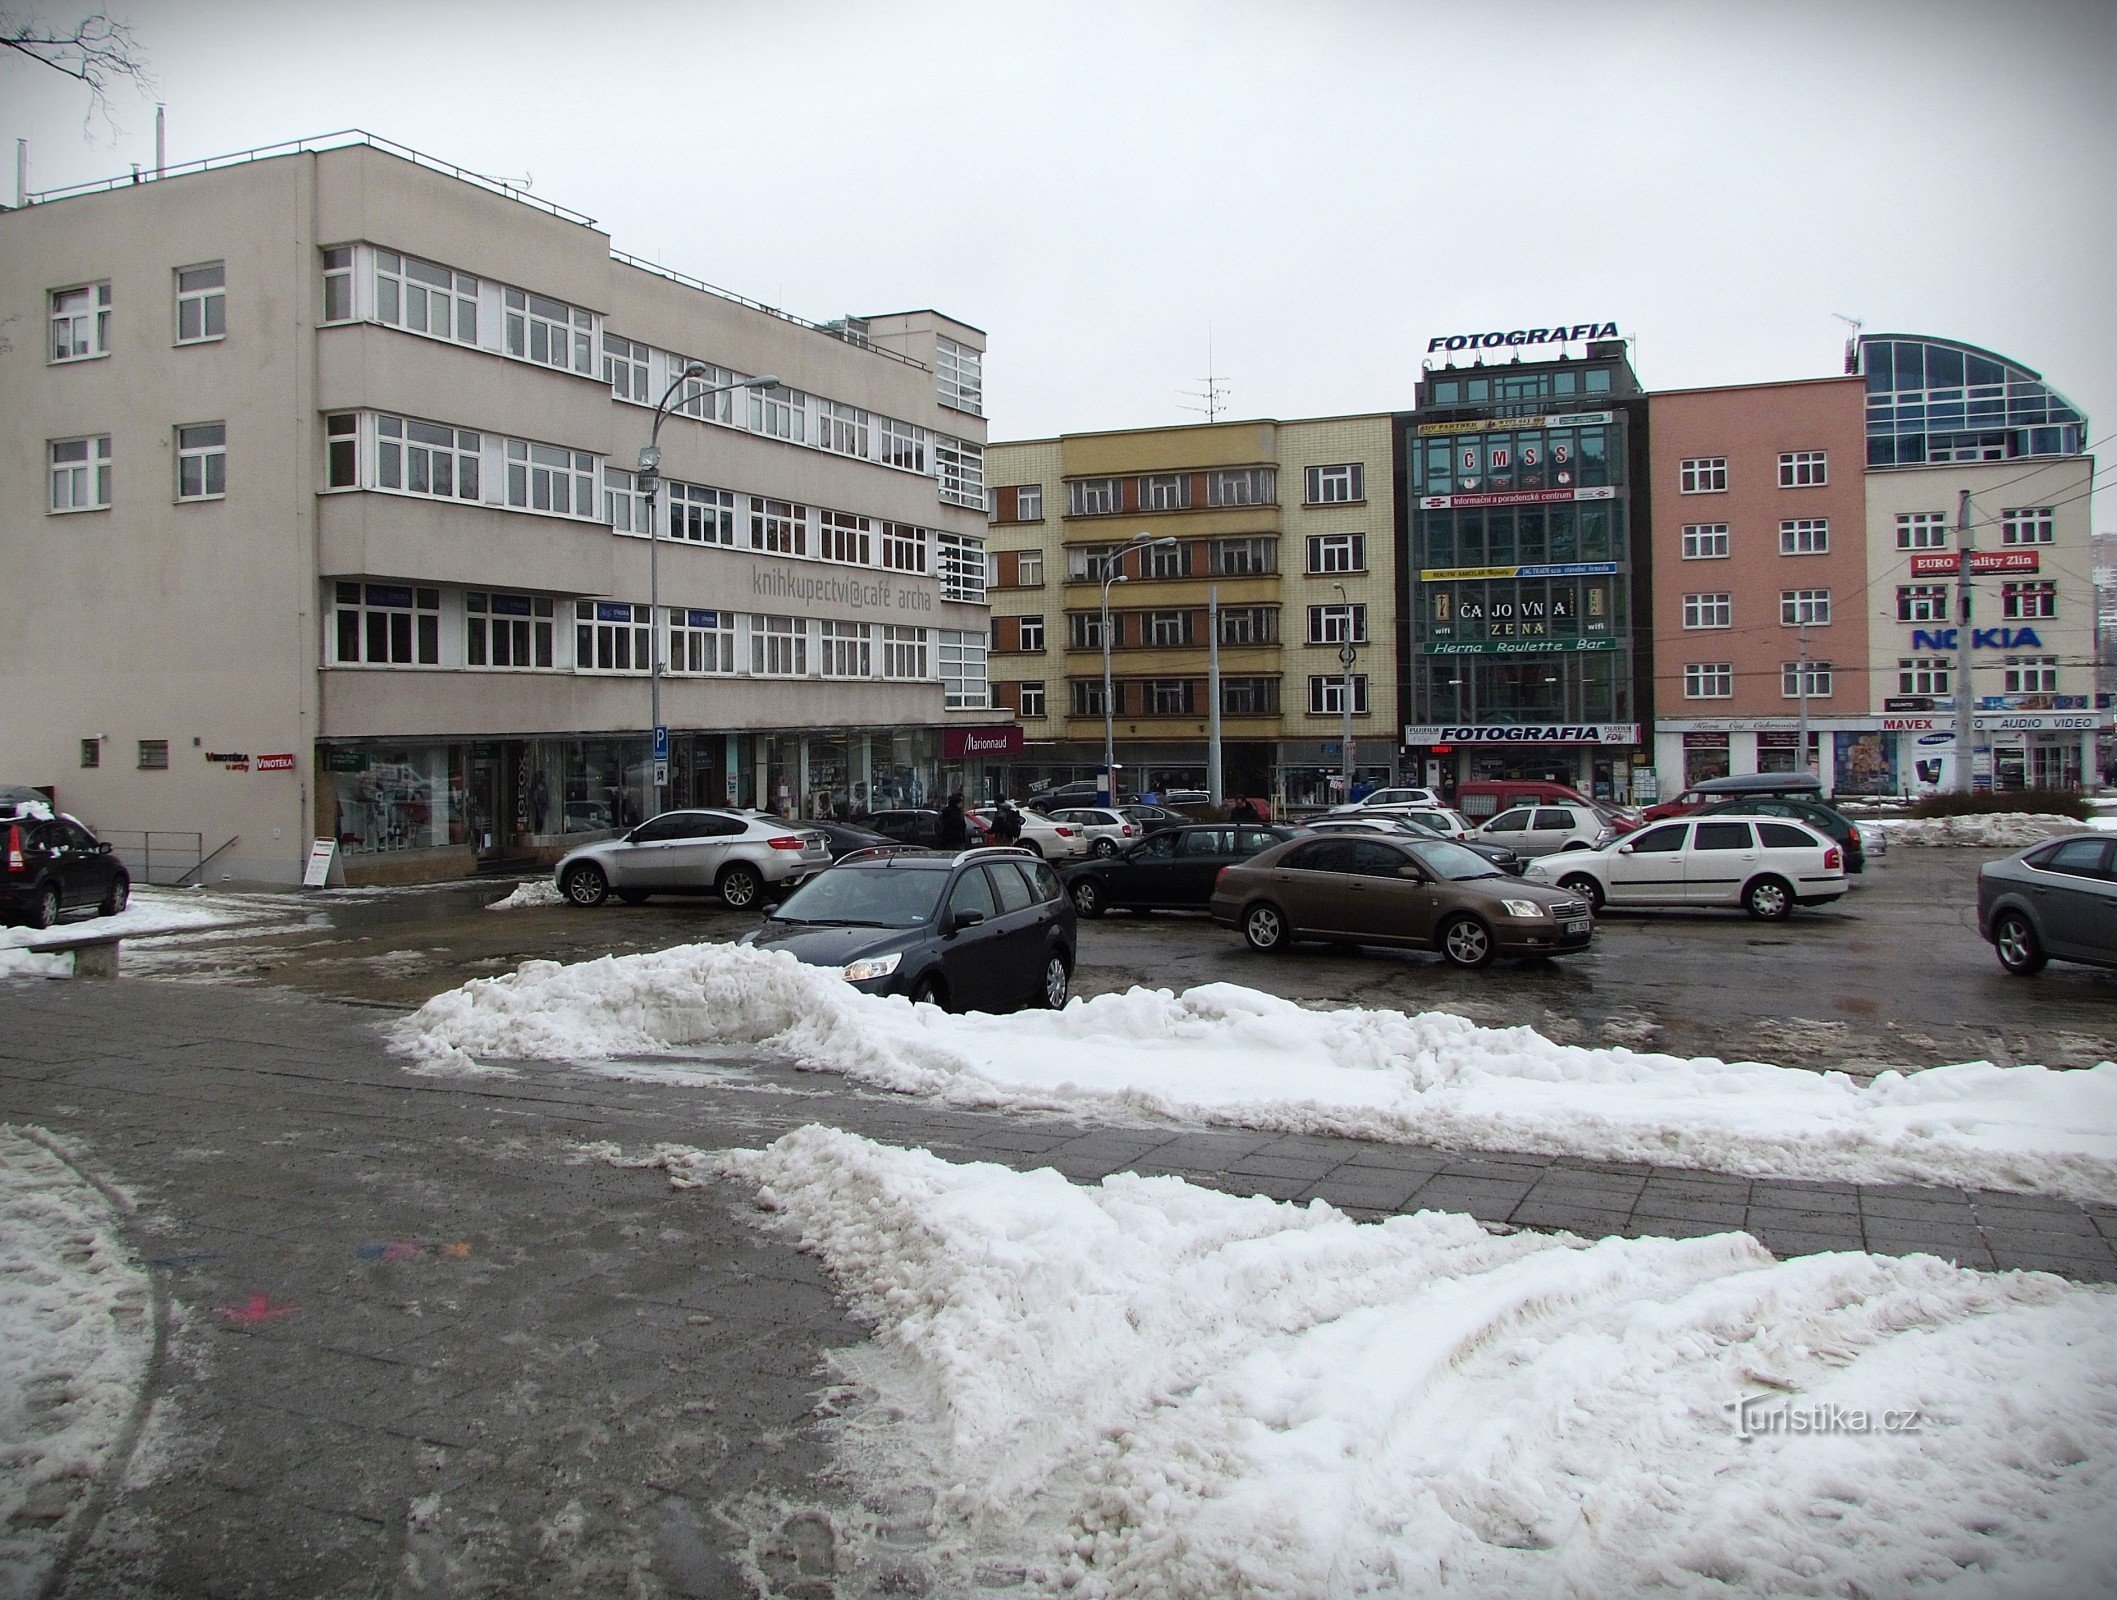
[1403,724,1641,746]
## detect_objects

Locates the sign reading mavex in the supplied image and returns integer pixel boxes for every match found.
[1427,323,1618,354]
[1404,724,1640,746]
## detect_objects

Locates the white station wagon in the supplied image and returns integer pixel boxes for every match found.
[1522,815,1847,920]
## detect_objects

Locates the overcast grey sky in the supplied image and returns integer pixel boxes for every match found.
[6,0,2112,515]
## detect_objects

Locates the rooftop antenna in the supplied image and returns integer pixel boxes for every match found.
[1832,311,1863,375]
[1178,329,1230,422]
[476,169,535,193]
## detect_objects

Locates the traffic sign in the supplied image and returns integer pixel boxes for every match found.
[652,725,669,761]
[653,759,669,788]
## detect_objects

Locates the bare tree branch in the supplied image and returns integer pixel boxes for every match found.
[1,10,153,110]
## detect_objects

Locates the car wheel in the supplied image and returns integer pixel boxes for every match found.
[1557,873,1603,913]
[1020,840,1044,859]
[561,863,608,908]
[99,874,130,918]
[1558,840,1591,852]
[1070,878,1105,918]
[1743,875,1794,921]
[910,974,949,1009]
[717,863,763,910]
[1039,952,1071,1009]
[1093,838,1119,858]
[1243,902,1289,953]
[29,883,61,930]
[615,889,649,905]
[1993,911,2047,976]
[1439,914,1495,969]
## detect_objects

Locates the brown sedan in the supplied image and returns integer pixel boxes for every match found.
[1208,833,1595,968]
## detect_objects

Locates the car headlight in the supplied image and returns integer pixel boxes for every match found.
[841,952,902,982]
[1500,898,1547,918]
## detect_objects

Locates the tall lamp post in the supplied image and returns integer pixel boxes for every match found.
[1101,532,1178,803]
[635,365,779,817]
[1332,581,1357,802]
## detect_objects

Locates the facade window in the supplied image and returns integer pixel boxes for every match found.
[175,263,226,343]
[1679,457,1727,494]
[1898,657,1951,695]
[2004,656,2060,693]
[1141,473,1189,511]
[1068,477,1119,516]
[1682,592,1732,629]
[575,601,651,673]
[176,423,227,500]
[49,435,113,512]
[1897,584,1949,622]
[939,530,988,601]
[1778,518,1829,555]
[882,625,928,680]
[335,583,440,666]
[1144,540,1189,579]
[1681,524,1730,560]
[1896,511,1950,549]
[1070,680,1108,717]
[504,287,594,374]
[669,608,736,675]
[2002,507,2055,545]
[1018,615,1046,652]
[1780,660,1833,698]
[1070,547,1119,584]
[819,400,870,458]
[1207,467,1275,507]
[669,480,738,545]
[1211,537,1277,576]
[1778,450,1828,487]
[380,416,484,502]
[1219,606,1277,645]
[668,359,741,423]
[80,738,100,770]
[878,416,927,473]
[1146,679,1194,715]
[1148,610,1189,646]
[377,250,479,346]
[748,383,806,442]
[322,247,354,322]
[820,620,872,679]
[1305,463,1364,504]
[752,614,808,676]
[1683,663,1734,699]
[1016,550,1044,586]
[939,630,988,709]
[816,509,871,564]
[1307,603,1367,644]
[137,739,169,771]
[751,498,808,555]
[1307,674,1369,715]
[936,436,985,509]
[1222,677,1279,716]
[603,467,651,535]
[50,283,111,362]
[2002,580,2058,620]
[1067,613,1107,650]
[603,333,651,402]
[1781,589,1831,626]
[1018,680,1046,718]
[1015,484,1043,520]
[1305,533,1365,574]
[936,337,982,414]
[505,440,596,517]
[882,522,927,574]
[466,592,555,668]
[325,414,359,488]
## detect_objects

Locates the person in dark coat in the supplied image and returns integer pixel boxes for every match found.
[1229,795,1262,823]
[937,793,971,847]
[990,798,1024,846]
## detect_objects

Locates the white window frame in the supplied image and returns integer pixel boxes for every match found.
[1305,463,1364,504]
[936,336,983,415]
[1307,603,1367,645]
[1017,615,1046,652]
[504,439,597,519]
[1897,584,1949,623]
[1897,657,1951,695]
[574,601,652,674]
[1017,680,1047,718]
[50,282,111,363]
[1307,674,1370,715]
[668,608,736,675]
[820,620,872,679]
[50,435,113,512]
[878,416,927,473]
[1681,524,1730,560]
[1780,660,1833,698]
[1679,457,1727,494]
[1306,532,1366,574]
[1070,680,1109,717]
[668,481,737,546]
[1207,467,1275,507]
[1778,518,1829,555]
[747,383,807,442]
[936,436,985,510]
[466,592,556,670]
[1682,593,1732,630]
[819,400,870,458]
[1015,484,1043,520]
[1896,511,1950,549]
[504,286,595,375]
[939,530,988,601]
[882,522,927,574]
[604,333,652,403]
[1016,550,1044,586]
[369,413,485,504]
[667,357,741,423]
[1141,473,1188,511]
[175,262,226,344]
[333,583,440,667]
[882,625,929,680]
[2002,507,2055,545]
[1148,610,1189,646]
[2002,580,2058,621]
[175,422,227,501]
[376,249,480,347]
[1683,663,1733,699]
[750,498,808,556]
[321,247,355,323]
[603,466,651,536]
[751,614,809,677]
[1778,450,1827,487]
[818,509,872,565]
[938,630,989,710]
[1781,589,1831,626]
[1068,478,1119,516]
[2003,656,2059,693]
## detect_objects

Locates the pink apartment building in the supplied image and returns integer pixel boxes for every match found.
[1649,377,1873,792]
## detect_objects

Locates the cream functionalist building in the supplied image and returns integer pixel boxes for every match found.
[2,133,999,884]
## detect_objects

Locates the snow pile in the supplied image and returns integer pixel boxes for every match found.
[1878,813,2083,848]
[0,1128,154,1591]
[486,879,563,911]
[396,943,2117,1201]
[0,887,257,955]
[716,1127,2117,1599]
[0,948,72,980]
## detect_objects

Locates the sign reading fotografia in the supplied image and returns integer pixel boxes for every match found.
[1427,323,1620,353]
[1402,724,1640,746]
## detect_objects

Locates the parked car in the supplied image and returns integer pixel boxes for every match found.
[1327,786,1443,817]
[746,846,1076,1011]
[1472,804,1612,858]
[972,806,1087,861]
[808,820,899,860]
[553,809,831,910]
[1644,770,1822,823]
[1694,794,1866,873]
[1977,834,2117,976]
[2,811,130,928]
[1049,806,1146,857]
[1304,816,1525,876]
[1210,833,1593,968]
[1119,803,1189,837]
[1156,789,1212,806]
[1375,806,1479,842]
[1456,779,1642,835]
[863,808,993,848]
[1063,823,1298,917]
[1034,779,1132,808]
[1523,815,1847,920]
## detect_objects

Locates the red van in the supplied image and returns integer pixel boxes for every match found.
[1454,780,1641,833]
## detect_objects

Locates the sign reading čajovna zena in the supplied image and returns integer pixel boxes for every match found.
[1427,323,1619,354]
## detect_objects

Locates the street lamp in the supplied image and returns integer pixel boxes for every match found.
[636,365,779,817]
[1101,532,1178,802]
[1332,580,1357,803]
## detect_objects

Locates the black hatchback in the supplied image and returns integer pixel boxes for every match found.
[1062,823,1296,917]
[3,810,131,928]
[744,846,1076,1012]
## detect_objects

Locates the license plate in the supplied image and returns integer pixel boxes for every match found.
[1563,919,1590,936]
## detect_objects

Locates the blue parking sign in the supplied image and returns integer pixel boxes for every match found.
[653,725,669,761]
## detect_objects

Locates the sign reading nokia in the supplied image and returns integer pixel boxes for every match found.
[1428,323,1619,354]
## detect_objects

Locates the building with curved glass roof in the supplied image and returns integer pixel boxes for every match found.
[1857,333,2087,467]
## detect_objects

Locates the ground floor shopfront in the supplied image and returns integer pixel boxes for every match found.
[990,739,1399,812]
[1401,724,1641,806]
[1653,714,2109,798]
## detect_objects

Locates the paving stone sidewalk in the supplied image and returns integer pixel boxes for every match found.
[3,976,2113,1597]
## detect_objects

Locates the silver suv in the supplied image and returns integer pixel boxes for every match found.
[554,809,831,910]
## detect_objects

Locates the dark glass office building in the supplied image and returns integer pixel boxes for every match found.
[1394,340,1652,803]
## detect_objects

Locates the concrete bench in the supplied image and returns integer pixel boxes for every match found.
[22,929,124,978]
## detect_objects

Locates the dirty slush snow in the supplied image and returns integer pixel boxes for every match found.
[395,943,2117,1202]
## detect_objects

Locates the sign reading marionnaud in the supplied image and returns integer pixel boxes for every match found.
[1427,323,1619,354]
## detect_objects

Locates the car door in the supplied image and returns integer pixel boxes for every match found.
[1264,838,1356,934]
[1604,821,1690,905]
[937,864,1007,1008]
[1107,829,1178,907]
[1528,807,1584,856]
[1172,827,1235,906]
[1684,819,1759,905]
[1479,807,1534,855]
[985,860,1049,1005]
[2025,838,2116,959]
[1342,839,1434,944]
[51,819,112,908]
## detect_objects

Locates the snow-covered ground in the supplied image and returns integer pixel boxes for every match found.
[1873,813,2086,848]
[694,1127,2117,1599]
[486,879,563,911]
[0,1127,154,1596]
[0,888,267,979]
[397,944,2117,1202]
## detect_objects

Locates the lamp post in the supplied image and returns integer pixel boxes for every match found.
[1100,532,1177,803]
[635,366,779,817]
[1333,581,1357,803]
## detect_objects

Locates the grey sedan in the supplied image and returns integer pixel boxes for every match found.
[554,809,831,910]
[1977,833,2117,975]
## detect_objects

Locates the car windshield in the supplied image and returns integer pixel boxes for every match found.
[1404,837,1505,881]
[770,868,945,928]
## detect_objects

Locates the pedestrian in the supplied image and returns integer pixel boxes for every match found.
[1229,795,1261,823]
[937,792,970,847]
[991,798,1024,846]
